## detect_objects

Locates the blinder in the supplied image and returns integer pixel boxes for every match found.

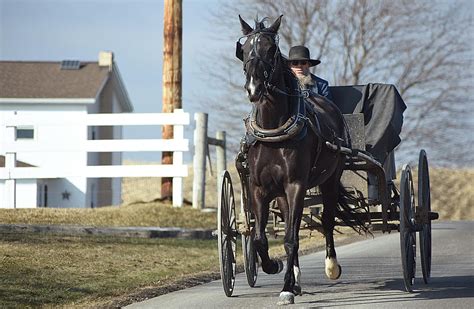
[236,41,243,61]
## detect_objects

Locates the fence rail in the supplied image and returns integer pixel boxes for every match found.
[0,109,189,208]
[3,139,189,153]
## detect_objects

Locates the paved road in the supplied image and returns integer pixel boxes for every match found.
[127,221,474,308]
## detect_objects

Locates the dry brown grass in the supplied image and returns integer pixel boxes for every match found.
[0,234,219,308]
[123,161,474,221]
[391,167,474,221]
[2,161,470,308]
[122,160,242,209]
[0,202,216,228]
[418,167,473,221]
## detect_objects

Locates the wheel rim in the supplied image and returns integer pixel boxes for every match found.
[243,233,258,286]
[418,150,432,284]
[240,175,258,287]
[400,165,416,292]
[218,171,236,297]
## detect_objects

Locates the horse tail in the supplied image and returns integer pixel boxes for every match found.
[336,182,372,235]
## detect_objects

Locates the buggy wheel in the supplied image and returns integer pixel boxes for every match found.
[400,164,416,292]
[242,231,258,287]
[418,150,432,284]
[218,171,237,297]
[240,175,258,287]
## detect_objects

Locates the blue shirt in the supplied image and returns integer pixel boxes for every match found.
[306,74,333,102]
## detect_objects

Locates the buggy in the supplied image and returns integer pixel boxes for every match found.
[217,83,439,296]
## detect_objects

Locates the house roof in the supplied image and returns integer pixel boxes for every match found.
[0,156,35,168]
[0,59,133,112]
[0,61,109,99]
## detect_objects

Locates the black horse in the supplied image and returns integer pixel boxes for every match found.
[236,15,366,305]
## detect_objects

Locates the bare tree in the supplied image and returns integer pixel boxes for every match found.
[203,0,473,167]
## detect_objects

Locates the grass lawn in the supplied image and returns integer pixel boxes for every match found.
[0,229,363,308]
[0,203,218,308]
[0,200,365,308]
[0,233,219,308]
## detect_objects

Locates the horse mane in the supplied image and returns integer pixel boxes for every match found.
[254,15,269,30]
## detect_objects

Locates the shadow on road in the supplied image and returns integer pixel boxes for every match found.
[299,275,474,307]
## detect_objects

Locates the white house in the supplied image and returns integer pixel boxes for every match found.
[0,51,134,208]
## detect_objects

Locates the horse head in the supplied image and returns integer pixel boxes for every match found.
[236,15,283,102]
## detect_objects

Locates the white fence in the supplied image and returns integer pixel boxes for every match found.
[0,109,189,207]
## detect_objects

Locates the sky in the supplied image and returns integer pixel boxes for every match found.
[1,0,473,165]
[0,0,225,162]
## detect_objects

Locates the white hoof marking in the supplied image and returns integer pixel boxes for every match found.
[325,257,341,280]
[277,291,295,305]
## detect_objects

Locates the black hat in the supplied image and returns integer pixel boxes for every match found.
[288,45,320,66]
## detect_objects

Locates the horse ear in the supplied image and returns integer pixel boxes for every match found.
[239,15,253,35]
[267,15,283,33]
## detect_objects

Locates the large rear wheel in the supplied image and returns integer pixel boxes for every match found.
[400,164,417,292]
[418,150,432,284]
[218,171,237,297]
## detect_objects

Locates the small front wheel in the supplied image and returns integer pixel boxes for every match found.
[240,174,258,287]
[217,171,237,297]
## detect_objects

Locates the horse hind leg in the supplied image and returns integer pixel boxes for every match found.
[320,180,342,280]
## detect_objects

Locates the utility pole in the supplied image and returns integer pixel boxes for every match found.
[161,0,182,201]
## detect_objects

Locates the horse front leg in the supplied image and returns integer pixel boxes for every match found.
[251,187,283,275]
[275,196,303,297]
[320,180,342,280]
[278,184,305,305]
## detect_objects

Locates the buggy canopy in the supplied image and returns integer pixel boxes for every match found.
[330,83,406,165]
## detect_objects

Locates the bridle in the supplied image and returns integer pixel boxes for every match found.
[239,31,279,90]
[237,31,305,99]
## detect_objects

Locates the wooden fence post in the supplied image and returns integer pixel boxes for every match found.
[192,114,226,210]
[216,131,226,195]
[172,109,184,207]
[5,123,16,209]
[192,113,207,209]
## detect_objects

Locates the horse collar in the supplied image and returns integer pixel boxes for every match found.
[245,96,308,143]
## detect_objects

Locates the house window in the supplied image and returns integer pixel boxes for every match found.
[16,127,34,139]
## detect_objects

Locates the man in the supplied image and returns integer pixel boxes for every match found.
[288,45,333,101]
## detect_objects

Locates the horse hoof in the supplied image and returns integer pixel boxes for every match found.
[336,265,342,279]
[277,291,295,305]
[325,257,342,280]
[293,284,302,296]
